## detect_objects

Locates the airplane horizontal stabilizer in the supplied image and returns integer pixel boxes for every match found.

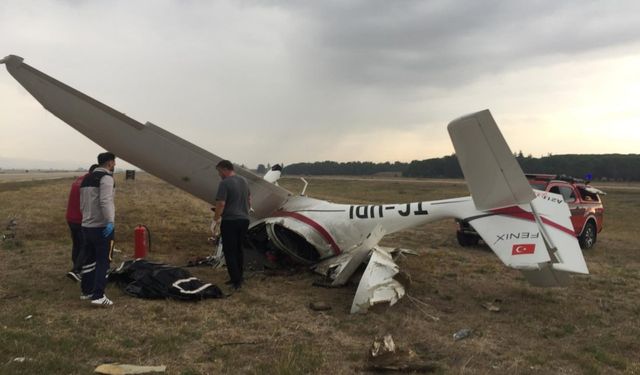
[467,190,588,287]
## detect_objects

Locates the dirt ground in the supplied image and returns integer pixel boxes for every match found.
[1,174,639,374]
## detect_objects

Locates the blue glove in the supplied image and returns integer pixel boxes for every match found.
[103,222,114,238]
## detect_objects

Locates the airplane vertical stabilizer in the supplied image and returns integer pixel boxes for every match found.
[448,110,535,210]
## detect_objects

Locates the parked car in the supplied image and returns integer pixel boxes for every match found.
[456,174,605,249]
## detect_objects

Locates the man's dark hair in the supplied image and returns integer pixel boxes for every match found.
[97,152,115,165]
[216,160,234,171]
[89,164,99,172]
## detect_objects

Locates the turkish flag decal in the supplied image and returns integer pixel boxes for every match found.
[512,244,536,255]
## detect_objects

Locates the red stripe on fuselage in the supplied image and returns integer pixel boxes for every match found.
[272,211,341,255]
[491,206,576,236]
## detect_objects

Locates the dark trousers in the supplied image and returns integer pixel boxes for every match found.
[68,222,83,273]
[221,219,249,285]
[80,227,114,299]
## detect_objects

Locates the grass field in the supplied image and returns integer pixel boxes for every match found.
[1,174,639,374]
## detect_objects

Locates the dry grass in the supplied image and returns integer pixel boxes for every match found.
[1,174,639,374]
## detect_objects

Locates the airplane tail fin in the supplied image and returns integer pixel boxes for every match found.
[447,110,535,211]
[448,110,588,286]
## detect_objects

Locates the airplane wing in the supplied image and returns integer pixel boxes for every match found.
[1,55,291,219]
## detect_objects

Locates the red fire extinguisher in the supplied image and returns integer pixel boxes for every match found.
[134,225,151,259]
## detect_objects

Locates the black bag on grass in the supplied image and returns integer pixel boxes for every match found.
[109,259,223,300]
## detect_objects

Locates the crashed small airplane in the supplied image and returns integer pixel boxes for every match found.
[2,55,589,313]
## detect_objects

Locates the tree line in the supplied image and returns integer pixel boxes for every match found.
[278,154,640,181]
[282,161,406,176]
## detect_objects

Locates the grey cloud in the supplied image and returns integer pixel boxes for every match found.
[2,0,639,167]
[283,1,640,88]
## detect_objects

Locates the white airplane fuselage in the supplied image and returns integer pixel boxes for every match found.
[251,194,477,264]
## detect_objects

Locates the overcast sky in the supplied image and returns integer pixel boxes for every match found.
[1,0,639,170]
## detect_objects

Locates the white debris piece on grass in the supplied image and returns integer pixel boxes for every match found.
[351,248,405,314]
[94,363,166,374]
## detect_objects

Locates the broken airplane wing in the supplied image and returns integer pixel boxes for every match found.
[1,55,290,219]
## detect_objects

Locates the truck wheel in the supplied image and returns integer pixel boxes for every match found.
[456,231,479,247]
[578,221,597,249]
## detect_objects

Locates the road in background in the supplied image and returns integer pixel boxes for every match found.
[0,171,81,183]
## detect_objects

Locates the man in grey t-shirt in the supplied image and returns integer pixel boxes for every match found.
[213,160,250,289]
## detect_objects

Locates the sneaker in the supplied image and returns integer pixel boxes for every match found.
[91,296,114,307]
[80,293,93,300]
[67,271,81,282]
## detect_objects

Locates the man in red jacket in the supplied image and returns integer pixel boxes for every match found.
[66,164,97,282]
